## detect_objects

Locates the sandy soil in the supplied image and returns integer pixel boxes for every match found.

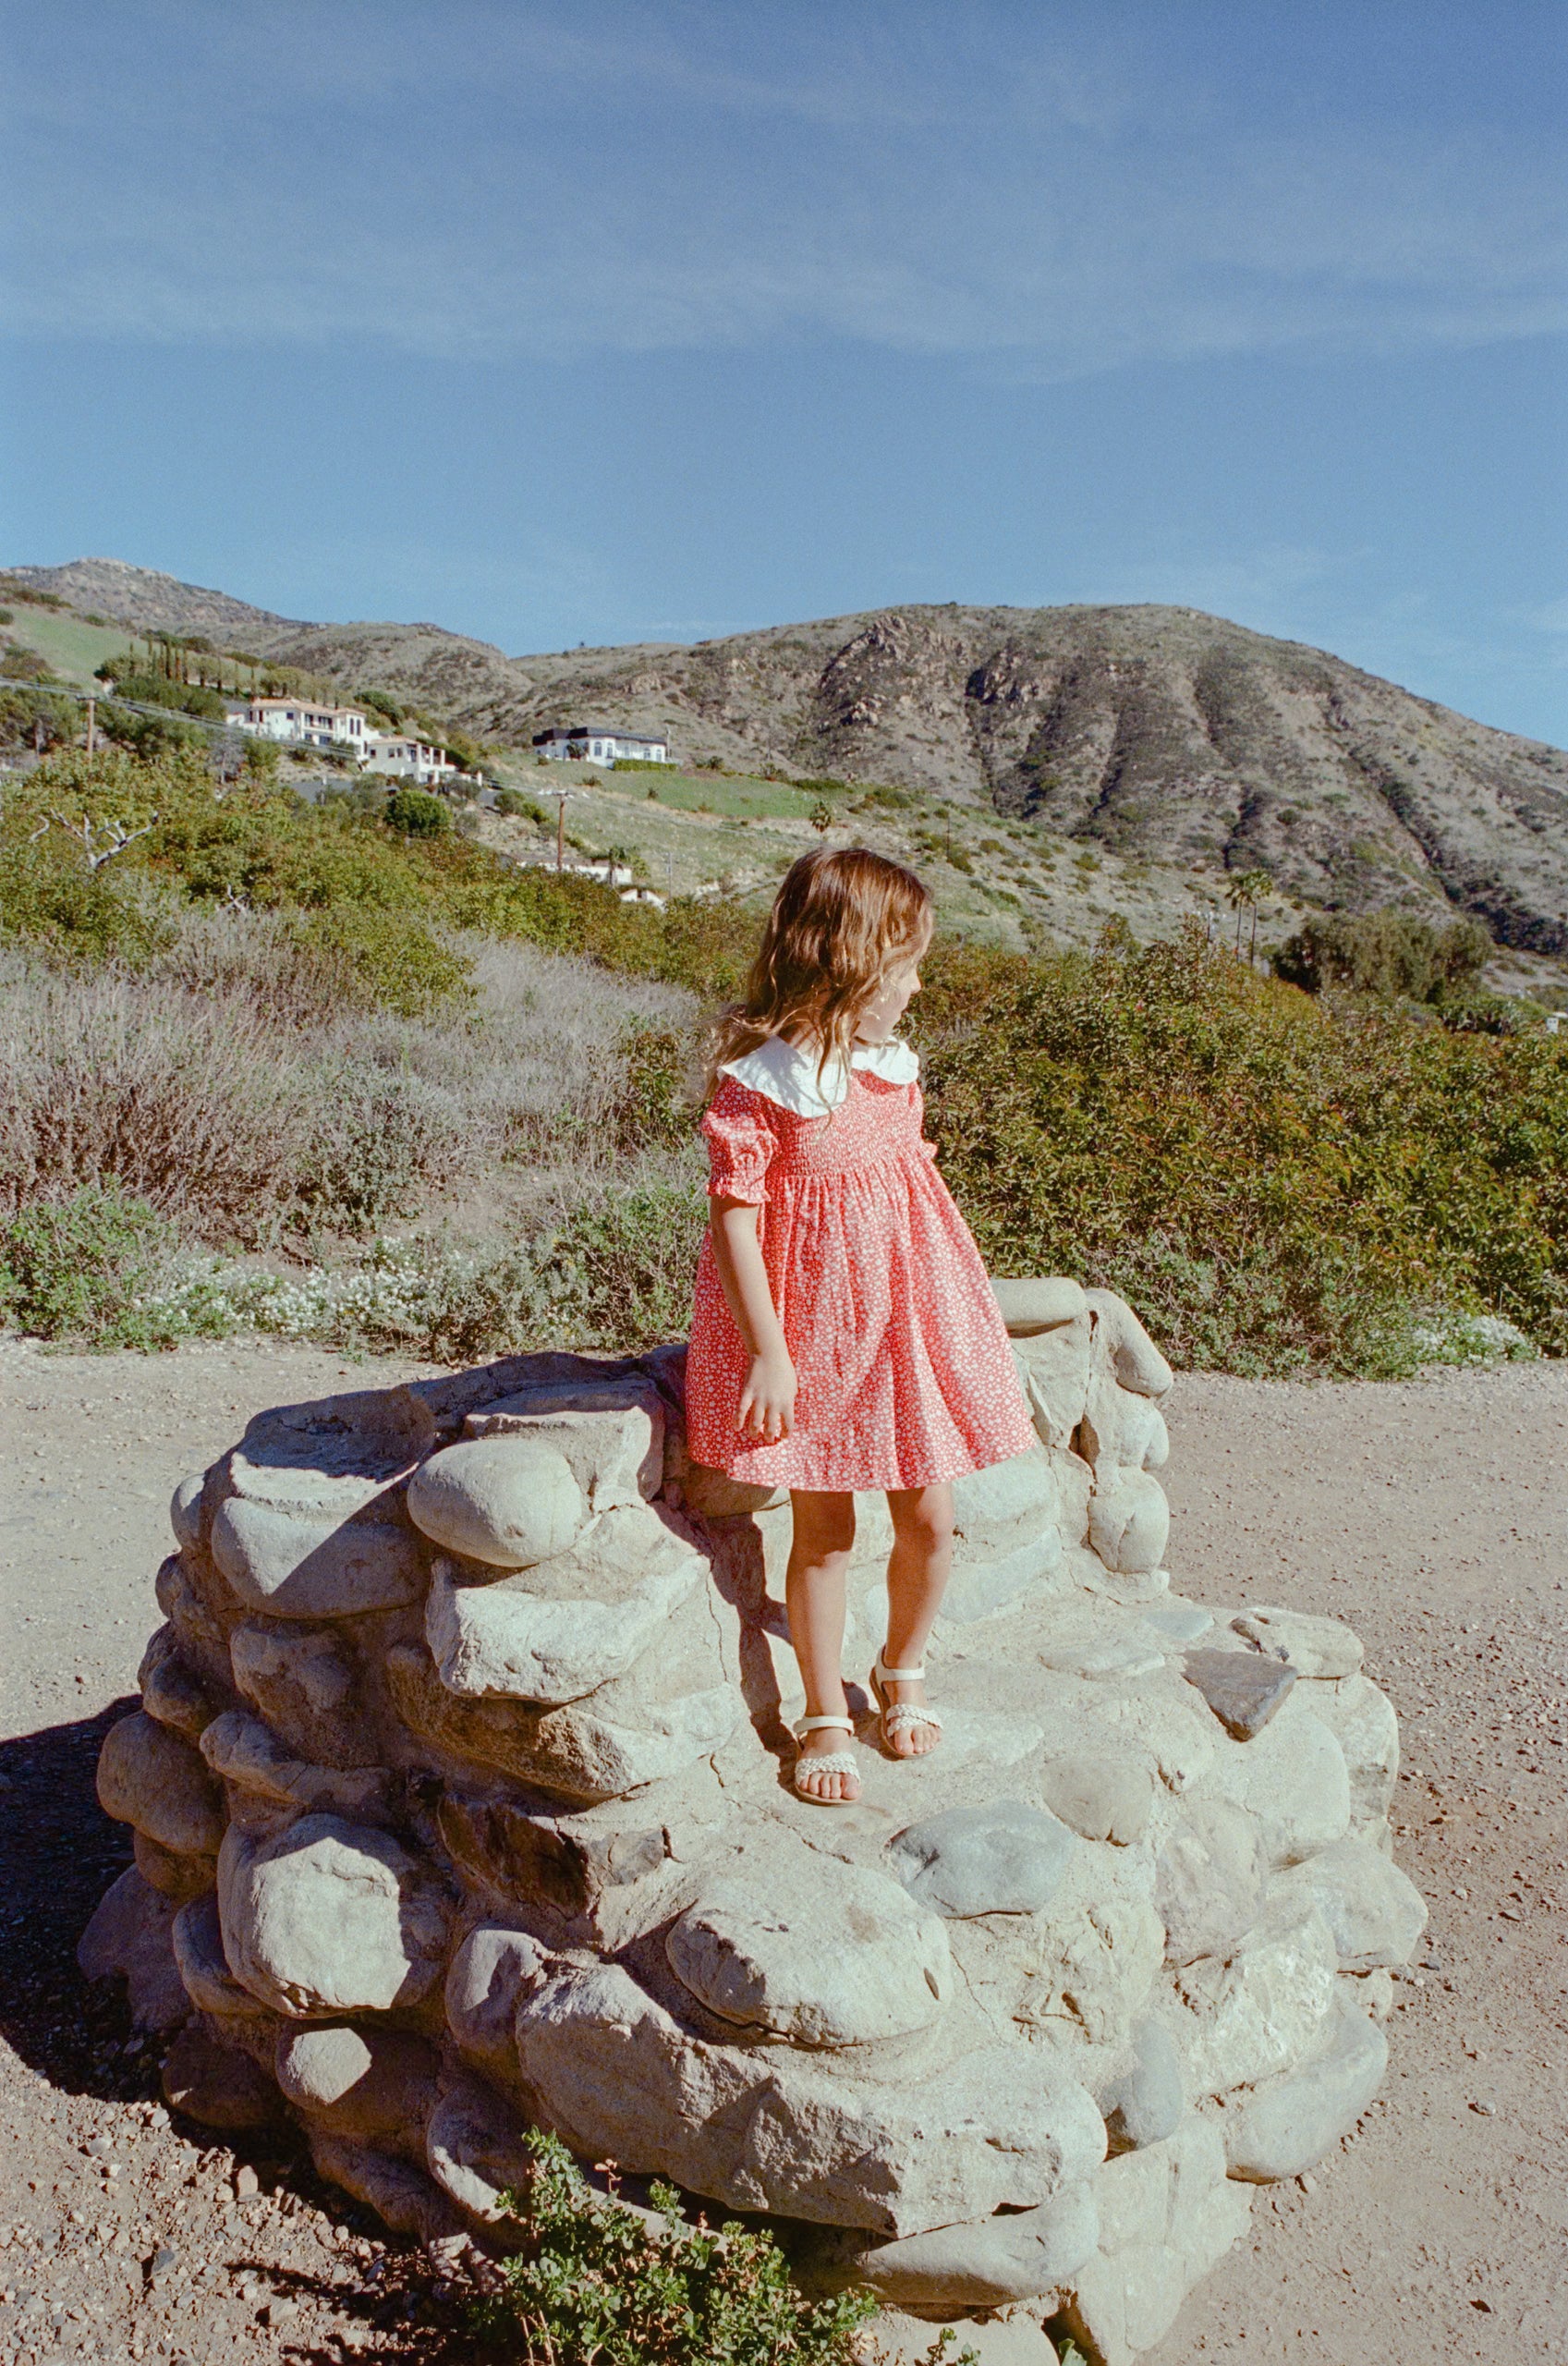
[1,1340,1564,2366]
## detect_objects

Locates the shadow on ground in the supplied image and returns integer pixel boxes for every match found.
[0,1709,482,2359]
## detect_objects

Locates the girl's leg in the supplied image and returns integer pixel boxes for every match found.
[881,1482,955,1757]
[786,1489,858,1802]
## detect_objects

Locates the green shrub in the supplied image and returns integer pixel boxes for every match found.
[1273,909,1489,1001]
[384,785,451,835]
[545,1177,710,1350]
[287,906,472,1018]
[469,2128,878,2366]
[494,787,551,825]
[616,1024,700,1151]
[918,924,1568,1372]
[0,1184,200,1349]
[98,671,226,721]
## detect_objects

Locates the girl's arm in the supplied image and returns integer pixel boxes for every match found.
[708,1197,796,1440]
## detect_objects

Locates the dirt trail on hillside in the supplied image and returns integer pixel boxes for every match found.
[1,1342,1564,2366]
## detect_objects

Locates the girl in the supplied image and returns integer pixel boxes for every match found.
[686,846,1036,1806]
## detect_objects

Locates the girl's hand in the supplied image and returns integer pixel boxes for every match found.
[737,1348,796,1441]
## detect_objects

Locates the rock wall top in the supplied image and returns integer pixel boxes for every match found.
[80,1282,1426,2366]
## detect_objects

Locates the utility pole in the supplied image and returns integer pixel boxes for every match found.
[540,785,582,872]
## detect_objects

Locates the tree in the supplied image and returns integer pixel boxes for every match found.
[809,799,833,836]
[1224,868,1272,963]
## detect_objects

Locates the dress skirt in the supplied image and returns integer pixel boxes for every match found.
[685,1067,1035,1493]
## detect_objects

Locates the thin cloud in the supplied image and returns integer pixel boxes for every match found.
[6,6,1564,376]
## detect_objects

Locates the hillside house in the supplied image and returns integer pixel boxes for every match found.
[232,695,456,782]
[362,732,457,784]
[235,696,368,750]
[533,725,670,766]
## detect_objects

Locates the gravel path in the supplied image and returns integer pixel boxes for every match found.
[1,1341,1564,2365]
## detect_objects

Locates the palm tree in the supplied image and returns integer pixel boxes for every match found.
[1225,868,1273,963]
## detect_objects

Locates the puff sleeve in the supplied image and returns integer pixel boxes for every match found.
[699,1077,779,1204]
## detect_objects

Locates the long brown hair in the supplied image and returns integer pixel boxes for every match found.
[705,847,932,1100]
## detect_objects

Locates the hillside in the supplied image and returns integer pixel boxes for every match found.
[11,560,1568,953]
[2,557,307,641]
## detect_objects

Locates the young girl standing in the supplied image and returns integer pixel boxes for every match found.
[686,847,1036,1805]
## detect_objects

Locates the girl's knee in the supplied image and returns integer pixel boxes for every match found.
[889,1484,954,1552]
[791,1489,857,1561]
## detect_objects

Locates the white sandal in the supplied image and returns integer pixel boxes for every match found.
[793,1714,860,1804]
[869,1655,944,1756]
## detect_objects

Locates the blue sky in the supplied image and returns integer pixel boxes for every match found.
[4,0,1565,741]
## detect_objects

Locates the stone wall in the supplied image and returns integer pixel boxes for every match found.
[79,1280,1427,2365]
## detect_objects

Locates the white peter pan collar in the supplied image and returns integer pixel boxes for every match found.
[720,1032,920,1116]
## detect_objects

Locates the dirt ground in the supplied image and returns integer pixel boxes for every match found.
[1,1339,1564,2366]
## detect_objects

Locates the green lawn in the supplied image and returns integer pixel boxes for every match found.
[1,607,135,687]
[511,759,823,823]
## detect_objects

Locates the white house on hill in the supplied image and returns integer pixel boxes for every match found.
[237,696,368,750]
[533,725,670,765]
[233,696,456,782]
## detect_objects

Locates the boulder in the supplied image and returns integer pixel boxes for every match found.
[407,1435,587,1568]
[1220,2004,1388,2181]
[424,1507,711,1703]
[1182,1649,1296,1740]
[388,1638,743,1805]
[200,1710,392,1824]
[172,1891,269,2023]
[885,1800,1077,1920]
[274,2023,441,2152]
[1231,1606,1363,1679]
[1166,1896,1340,2100]
[132,1831,215,1905]
[991,1276,1088,1335]
[1014,1323,1095,1450]
[1097,2018,1185,2153]
[161,2022,282,2128]
[96,1711,225,1859]
[77,1867,189,2031]
[1199,1704,1351,1868]
[1274,1839,1428,1970]
[1039,1757,1153,1847]
[1312,1673,1400,1830]
[211,1498,423,1619]
[170,1471,207,1551]
[1156,1796,1268,1965]
[1061,2120,1250,2365]
[516,1960,1106,2237]
[1088,1470,1170,1576]
[138,1624,226,1742]
[1077,1376,1170,1474]
[217,1813,451,2018]
[1083,1290,1174,1398]
[228,1621,372,1770]
[307,2131,466,2246]
[854,2182,1100,2307]
[1011,1877,1165,2049]
[444,1922,549,2084]
[666,1855,951,2044]
[462,1377,666,1513]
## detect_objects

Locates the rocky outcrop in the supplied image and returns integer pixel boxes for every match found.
[79,1284,1424,2363]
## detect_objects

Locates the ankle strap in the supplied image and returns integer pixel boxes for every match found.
[797,1714,856,1737]
[874,1655,925,1683]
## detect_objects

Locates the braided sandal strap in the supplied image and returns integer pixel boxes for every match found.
[794,1750,861,1789]
[881,1702,944,1738]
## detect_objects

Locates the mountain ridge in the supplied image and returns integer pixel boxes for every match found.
[10,558,1568,953]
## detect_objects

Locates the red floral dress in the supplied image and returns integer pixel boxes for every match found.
[685,1036,1035,1493]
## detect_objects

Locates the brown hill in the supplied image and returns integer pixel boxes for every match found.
[2,558,307,641]
[13,562,1568,952]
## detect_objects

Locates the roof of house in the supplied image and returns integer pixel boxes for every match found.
[532,724,667,742]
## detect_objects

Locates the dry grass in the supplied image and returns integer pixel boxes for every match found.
[0,919,698,1244]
